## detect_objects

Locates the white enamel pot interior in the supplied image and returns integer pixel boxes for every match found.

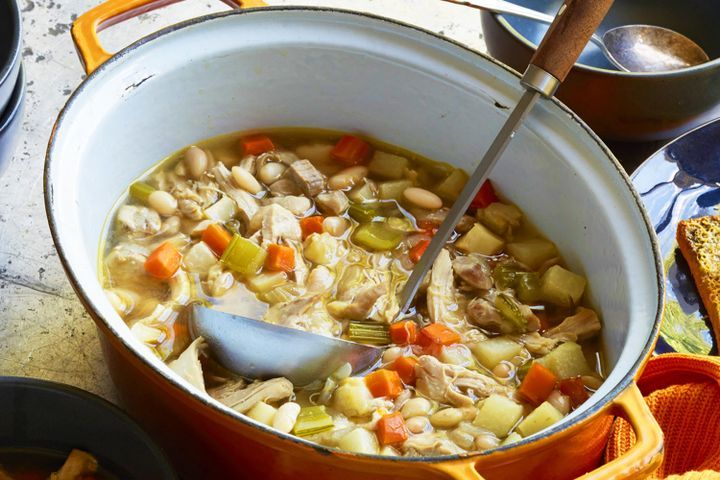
[45,5,663,469]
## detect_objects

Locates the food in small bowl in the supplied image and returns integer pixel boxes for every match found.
[101,128,606,456]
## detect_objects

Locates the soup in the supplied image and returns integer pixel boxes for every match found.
[101,128,605,456]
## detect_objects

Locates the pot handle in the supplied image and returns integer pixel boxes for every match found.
[426,383,662,480]
[71,0,268,75]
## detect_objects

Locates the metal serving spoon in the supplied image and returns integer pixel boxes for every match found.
[194,0,614,385]
[442,0,709,72]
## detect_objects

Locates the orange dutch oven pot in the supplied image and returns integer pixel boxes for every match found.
[46,0,665,478]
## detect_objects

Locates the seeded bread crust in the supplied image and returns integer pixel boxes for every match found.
[676,216,720,346]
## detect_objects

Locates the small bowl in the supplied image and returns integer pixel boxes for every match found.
[0,63,24,178]
[481,0,720,142]
[0,0,21,113]
[0,376,177,479]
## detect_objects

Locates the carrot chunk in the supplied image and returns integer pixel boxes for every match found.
[376,412,409,445]
[365,369,404,399]
[300,216,324,240]
[331,135,373,166]
[202,224,233,257]
[391,356,419,385]
[265,244,296,272]
[389,320,417,345]
[240,134,275,156]
[469,179,498,210]
[559,376,590,409]
[144,242,182,280]
[518,363,558,406]
[408,239,430,263]
[417,323,461,348]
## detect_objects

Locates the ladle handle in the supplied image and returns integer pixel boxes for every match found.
[529,0,613,83]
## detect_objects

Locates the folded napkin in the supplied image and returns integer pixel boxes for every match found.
[605,353,720,478]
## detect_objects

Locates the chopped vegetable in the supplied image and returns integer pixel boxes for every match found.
[455,223,504,255]
[293,405,334,436]
[241,134,275,155]
[376,412,409,445]
[408,239,430,263]
[265,244,295,272]
[470,179,498,209]
[386,217,415,232]
[391,356,418,385]
[470,337,522,370]
[507,239,558,270]
[348,322,390,345]
[331,135,373,166]
[202,224,233,257]
[221,234,267,276]
[338,428,379,455]
[144,242,182,280]
[473,394,524,437]
[535,342,590,379]
[493,262,523,290]
[365,369,404,399]
[184,242,218,274]
[516,401,563,437]
[559,376,590,408]
[368,152,408,179]
[494,294,528,332]
[378,180,413,200]
[389,320,417,345]
[247,401,277,426]
[518,363,558,406]
[540,265,587,307]
[501,432,523,446]
[300,216,324,240]
[347,180,378,203]
[348,202,400,223]
[333,378,374,417]
[353,222,404,251]
[516,272,542,304]
[434,169,468,201]
[417,323,460,349]
[303,232,339,265]
[258,283,304,304]
[478,202,523,235]
[246,271,287,293]
[129,181,155,203]
[205,196,238,222]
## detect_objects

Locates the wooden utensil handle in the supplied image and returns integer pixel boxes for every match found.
[530,0,613,82]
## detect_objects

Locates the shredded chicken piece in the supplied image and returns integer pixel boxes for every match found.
[415,355,511,407]
[269,178,302,196]
[546,307,601,342]
[49,449,98,480]
[288,240,309,285]
[466,297,506,331]
[210,163,259,223]
[306,265,335,293]
[257,150,298,169]
[169,337,207,393]
[169,271,191,304]
[453,255,493,290]
[403,433,466,456]
[208,377,246,403]
[265,295,338,336]
[327,283,386,321]
[287,159,326,196]
[249,204,301,247]
[238,154,256,174]
[178,198,204,221]
[265,195,312,216]
[204,264,234,297]
[315,190,349,216]
[427,249,462,326]
[518,331,560,356]
[117,205,161,234]
[213,377,294,414]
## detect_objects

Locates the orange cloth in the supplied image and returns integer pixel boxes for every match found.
[606,353,720,479]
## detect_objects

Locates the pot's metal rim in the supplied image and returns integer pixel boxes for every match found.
[0,0,22,92]
[488,12,720,77]
[0,64,24,133]
[44,6,664,464]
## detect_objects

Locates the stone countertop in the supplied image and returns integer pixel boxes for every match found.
[0,0,485,402]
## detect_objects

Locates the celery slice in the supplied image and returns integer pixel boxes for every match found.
[516,272,542,304]
[492,262,523,290]
[348,322,390,345]
[293,405,334,436]
[353,223,404,251]
[494,293,527,332]
[221,234,267,276]
[129,182,155,203]
[257,283,304,304]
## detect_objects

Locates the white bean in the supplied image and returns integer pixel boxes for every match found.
[382,346,404,364]
[328,166,368,190]
[401,398,432,418]
[405,416,432,434]
[259,162,287,185]
[492,362,513,379]
[185,146,208,179]
[430,408,463,429]
[403,187,443,210]
[547,390,571,415]
[232,166,263,194]
[322,216,350,237]
[148,190,177,216]
[272,402,301,434]
[474,433,499,451]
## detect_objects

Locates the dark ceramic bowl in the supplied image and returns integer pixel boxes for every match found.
[0,64,24,178]
[0,0,21,114]
[481,0,720,142]
[0,377,177,479]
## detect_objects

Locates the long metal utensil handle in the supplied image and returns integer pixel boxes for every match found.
[398,0,614,314]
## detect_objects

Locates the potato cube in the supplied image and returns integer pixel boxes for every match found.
[368,151,408,179]
[473,394,524,437]
[506,239,558,270]
[332,378,374,417]
[247,401,278,426]
[338,428,379,455]
[478,202,523,236]
[470,337,522,369]
[435,169,468,201]
[516,401,564,437]
[456,224,505,255]
[534,342,591,379]
[540,265,587,307]
[500,432,523,446]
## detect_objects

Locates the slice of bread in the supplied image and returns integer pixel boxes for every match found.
[676,215,720,345]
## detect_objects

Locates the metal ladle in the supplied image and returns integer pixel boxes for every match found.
[194,0,615,386]
[443,0,709,72]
